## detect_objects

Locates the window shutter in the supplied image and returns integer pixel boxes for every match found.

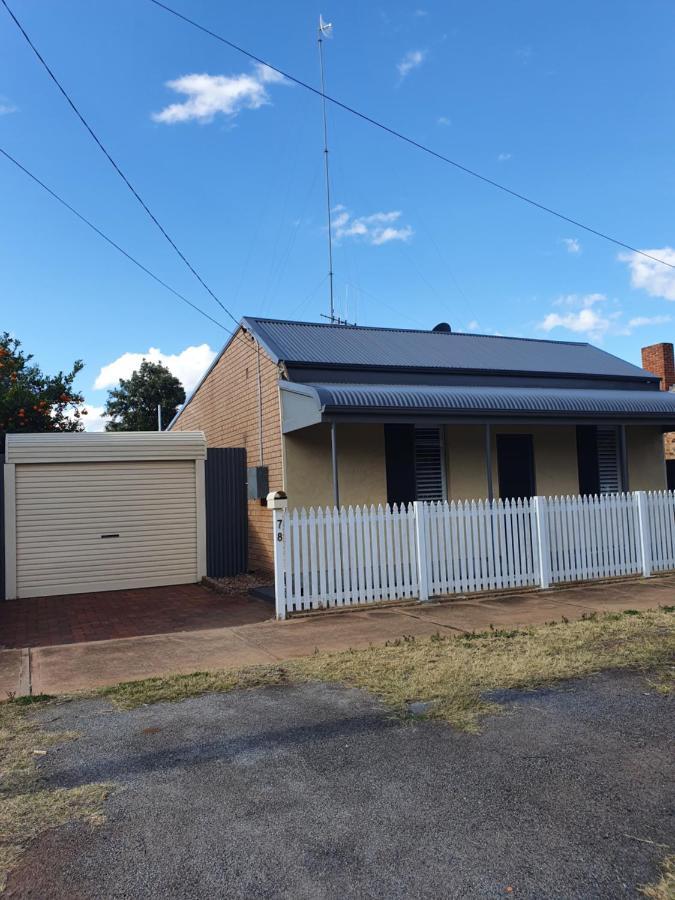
[596,426,620,494]
[414,427,446,501]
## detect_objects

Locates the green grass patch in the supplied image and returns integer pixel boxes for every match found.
[102,607,675,732]
[10,694,55,707]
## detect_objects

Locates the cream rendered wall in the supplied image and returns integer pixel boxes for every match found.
[627,425,667,490]
[283,423,387,509]
[283,421,666,510]
[445,424,580,500]
[444,425,488,500]
[512,425,578,497]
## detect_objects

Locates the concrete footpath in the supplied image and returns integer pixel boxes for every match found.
[2,575,674,698]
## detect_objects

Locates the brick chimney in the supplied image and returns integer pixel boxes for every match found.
[641,342,675,391]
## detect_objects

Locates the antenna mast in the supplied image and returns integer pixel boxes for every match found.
[318,15,336,322]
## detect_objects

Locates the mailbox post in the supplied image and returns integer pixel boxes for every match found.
[267,491,289,620]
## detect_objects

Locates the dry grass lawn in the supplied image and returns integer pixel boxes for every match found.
[0,607,672,893]
[640,855,675,900]
[0,699,111,892]
[104,607,675,731]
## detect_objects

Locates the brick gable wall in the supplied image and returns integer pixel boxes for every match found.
[641,342,675,460]
[172,328,282,573]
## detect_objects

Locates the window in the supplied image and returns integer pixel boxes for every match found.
[596,426,621,494]
[576,425,622,495]
[414,427,446,501]
[496,434,536,500]
[384,425,446,505]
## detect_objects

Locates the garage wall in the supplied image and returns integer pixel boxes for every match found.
[14,461,198,598]
[4,432,207,600]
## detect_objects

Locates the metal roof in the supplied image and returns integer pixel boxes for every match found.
[244,317,653,380]
[5,431,207,464]
[280,381,675,429]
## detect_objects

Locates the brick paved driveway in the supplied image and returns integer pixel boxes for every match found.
[0,584,272,649]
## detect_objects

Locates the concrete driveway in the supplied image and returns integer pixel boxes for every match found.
[7,670,673,898]
[1,574,674,698]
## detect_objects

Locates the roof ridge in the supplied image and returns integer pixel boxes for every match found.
[243,315,589,348]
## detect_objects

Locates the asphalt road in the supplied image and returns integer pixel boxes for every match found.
[8,672,674,899]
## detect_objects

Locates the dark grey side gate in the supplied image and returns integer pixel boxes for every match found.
[204,448,247,577]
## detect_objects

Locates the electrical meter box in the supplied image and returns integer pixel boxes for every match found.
[247,466,269,501]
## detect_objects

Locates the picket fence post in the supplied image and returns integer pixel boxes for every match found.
[532,496,551,588]
[413,501,430,601]
[272,508,288,619]
[634,491,652,578]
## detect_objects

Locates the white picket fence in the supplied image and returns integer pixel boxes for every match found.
[272,491,675,618]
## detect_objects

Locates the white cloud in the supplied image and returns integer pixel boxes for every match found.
[332,206,413,246]
[466,320,480,331]
[497,152,512,162]
[397,49,427,79]
[537,293,671,342]
[414,9,428,16]
[553,292,604,309]
[562,237,581,254]
[0,99,17,116]
[437,115,451,126]
[627,315,672,328]
[619,247,675,301]
[94,344,217,393]
[152,64,287,124]
[81,405,108,432]
[65,404,108,432]
[372,225,413,245]
[538,307,616,342]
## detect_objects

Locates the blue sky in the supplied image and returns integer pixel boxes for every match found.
[2,0,675,428]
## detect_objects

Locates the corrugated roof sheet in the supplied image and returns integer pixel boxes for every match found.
[5,432,207,464]
[296,382,675,419]
[244,317,652,380]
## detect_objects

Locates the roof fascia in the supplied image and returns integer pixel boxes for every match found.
[321,410,675,427]
[240,317,284,364]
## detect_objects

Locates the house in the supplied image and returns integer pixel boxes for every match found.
[641,341,675,488]
[171,317,675,575]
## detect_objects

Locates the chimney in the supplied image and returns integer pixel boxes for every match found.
[641,342,675,391]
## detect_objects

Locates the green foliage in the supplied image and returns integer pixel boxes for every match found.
[104,359,185,432]
[0,332,84,439]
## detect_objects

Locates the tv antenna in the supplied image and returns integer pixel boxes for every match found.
[318,15,338,323]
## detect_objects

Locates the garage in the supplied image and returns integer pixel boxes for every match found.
[3,432,207,599]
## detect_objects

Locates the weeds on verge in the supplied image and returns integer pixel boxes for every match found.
[0,699,111,891]
[640,855,675,900]
[102,608,674,733]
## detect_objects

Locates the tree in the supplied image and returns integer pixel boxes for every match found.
[104,359,185,431]
[0,332,85,439]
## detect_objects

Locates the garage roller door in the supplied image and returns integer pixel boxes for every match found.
[15,460,199,598]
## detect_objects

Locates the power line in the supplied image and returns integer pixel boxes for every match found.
[146,0,675,273]
[0,146,231,333]
[1,0,242,325]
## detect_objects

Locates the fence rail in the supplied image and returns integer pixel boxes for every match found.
[272,490,675,618]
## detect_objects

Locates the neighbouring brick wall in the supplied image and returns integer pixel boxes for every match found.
[172,328,282,574]
[665,432,675,460]
[641,343,675,461]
